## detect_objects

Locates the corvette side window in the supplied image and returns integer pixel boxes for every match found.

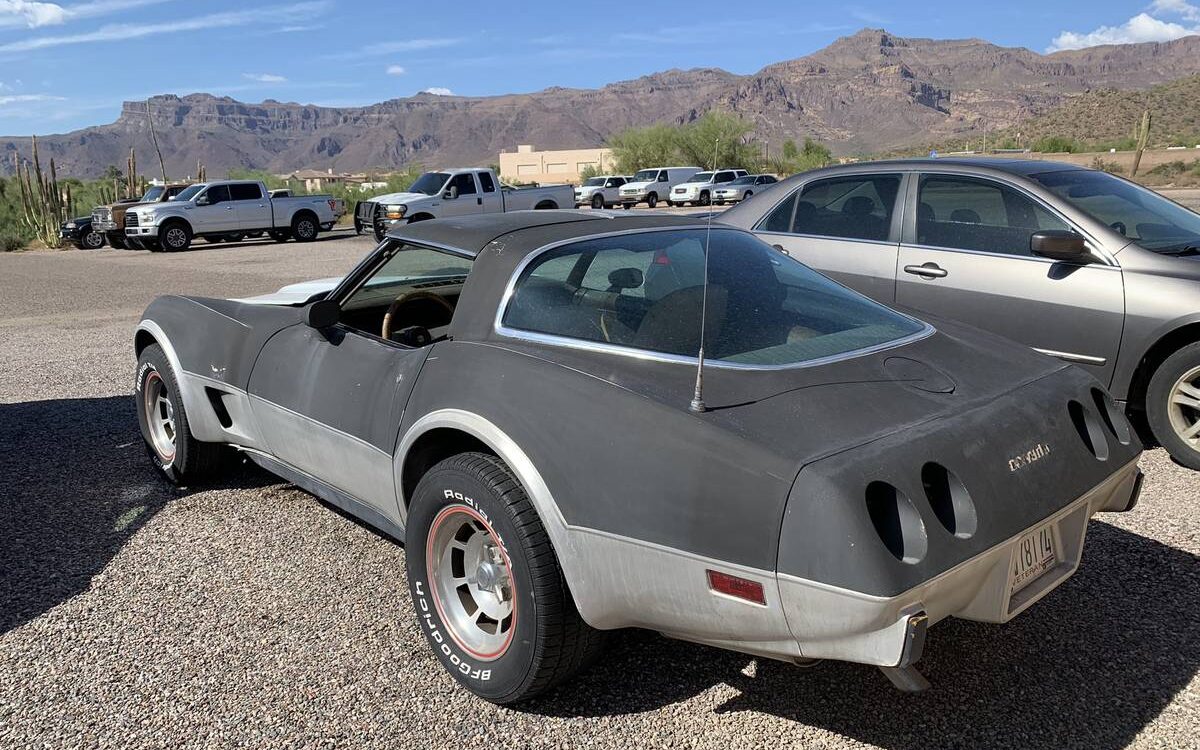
[503,229,923,363]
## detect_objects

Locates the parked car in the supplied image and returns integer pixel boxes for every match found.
[355,168,574,241]
[133,212,1141,704]
[59,216,105,249]
[574,175,629,209]
[722,158,1200,469]
[619,166,701,209]
[667,168,747,207]
[713,174,778,205]
[124,180,345,251]
[93,183,190,249]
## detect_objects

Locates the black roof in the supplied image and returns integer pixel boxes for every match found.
[387,210,712,256]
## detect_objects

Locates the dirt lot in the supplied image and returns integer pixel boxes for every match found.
[0,227,1198,749]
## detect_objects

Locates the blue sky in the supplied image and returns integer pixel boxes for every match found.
[2,0,1200,135]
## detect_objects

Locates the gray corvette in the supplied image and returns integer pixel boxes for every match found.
[134,212,1142,703]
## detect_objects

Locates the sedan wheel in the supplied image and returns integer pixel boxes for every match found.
[1147,342,1200,470]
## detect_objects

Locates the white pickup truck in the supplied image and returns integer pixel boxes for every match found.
[355,168,574,241]
[124,180,346,252]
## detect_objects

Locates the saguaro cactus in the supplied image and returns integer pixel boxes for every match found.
[1131,109,1152,178]
[15,136,66,248]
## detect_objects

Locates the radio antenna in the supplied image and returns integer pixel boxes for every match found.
[689,137,719,414]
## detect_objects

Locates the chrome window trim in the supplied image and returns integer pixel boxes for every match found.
[491,225,936,372]
[328,237,475,306]
[754,229,901,250]
[750,170,909,240]
[899,241,1122,269]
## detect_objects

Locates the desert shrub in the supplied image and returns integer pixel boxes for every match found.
[1,234,26,252]
[1090,156,1125,174]
[1033,135,1079,153]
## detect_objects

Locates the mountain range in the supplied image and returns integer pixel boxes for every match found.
[6,28,1200,179]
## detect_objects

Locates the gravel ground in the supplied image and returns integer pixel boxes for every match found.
[0,228,1197,750]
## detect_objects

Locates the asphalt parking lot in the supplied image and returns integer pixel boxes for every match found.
[0,228,1198,749]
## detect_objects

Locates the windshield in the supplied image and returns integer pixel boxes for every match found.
[140,186,164,202]
[728,176,756,186]
[583,178,606,187]
[503,228,925,365]
[174,184,206,202]
[408,172,452,196]
[690,172,714,183]
[632,170,659,182]
[1030,169,1200,253]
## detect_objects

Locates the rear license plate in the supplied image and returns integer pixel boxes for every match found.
[1010,523,1056,595]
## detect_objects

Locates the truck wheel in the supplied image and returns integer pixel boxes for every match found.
[406,452,605,704]
[160,221,192,252]
[292,213,319,242]
[1146,341,1200,470]
[534,200,557,210]
[699,191,710,206]
[269,230,290,243]
[622,203,632,210]
[107,232,127,250]
[646,193,658,209]
[136,343,227,484]
[82,228,105,249]
[354,218,363,235]
[591,194,604,209]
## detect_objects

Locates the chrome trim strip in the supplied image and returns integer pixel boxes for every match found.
[1032,348,1108,366]
[491,225,936,371]
[900,241,1120,268]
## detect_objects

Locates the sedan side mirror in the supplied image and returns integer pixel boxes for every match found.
[305,298,340,329]
[1031,230,1091,263]
[443,186,458,200]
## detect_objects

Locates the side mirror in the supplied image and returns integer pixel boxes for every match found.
[607,267,644,290]
[305,298,340,329]
[1031,230,1091,263]
[195,195,210,206]
[443,186,458,200]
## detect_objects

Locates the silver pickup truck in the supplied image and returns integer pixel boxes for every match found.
[355,168,574,241]
[124,180,346,251]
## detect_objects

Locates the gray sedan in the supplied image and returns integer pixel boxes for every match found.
[721,158,1200,469]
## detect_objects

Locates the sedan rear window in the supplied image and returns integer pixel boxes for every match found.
[501,229,925,366]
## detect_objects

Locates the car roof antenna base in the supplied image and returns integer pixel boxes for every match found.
[879,665,931,692]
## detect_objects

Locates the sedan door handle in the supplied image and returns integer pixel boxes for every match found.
[904,263,948,279]
[772,243,789,256]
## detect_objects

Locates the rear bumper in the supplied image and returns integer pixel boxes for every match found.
[777,457,1143,667]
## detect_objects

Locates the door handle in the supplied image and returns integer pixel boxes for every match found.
[771,243,789,256]
[225,206,235,211]
[477,197,483,206]
[904,263,948,279]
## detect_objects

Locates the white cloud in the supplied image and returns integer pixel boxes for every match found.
[0,0,172,29]
[1049,2,1200,51]
[421,87,453,96]
[385,65,405,76]
[0,93,65,105]
[0,1,328,52]
[0,1,67,27]
[323,37,460,61]
[243,72,286,83]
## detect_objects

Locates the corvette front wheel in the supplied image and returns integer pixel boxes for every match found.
[135,343,226,484]
[405,452,604,704]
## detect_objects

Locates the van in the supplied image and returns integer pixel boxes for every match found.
[618,166,701,209]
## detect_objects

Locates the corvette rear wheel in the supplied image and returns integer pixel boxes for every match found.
[406,452,604,704]
[135,343,226,484]
[1147,342,1200,470]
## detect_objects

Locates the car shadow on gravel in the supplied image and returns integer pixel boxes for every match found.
[530,521,1198,749]
[0,396,272,636]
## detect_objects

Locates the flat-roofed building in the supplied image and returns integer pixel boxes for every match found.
[499,144,615,185]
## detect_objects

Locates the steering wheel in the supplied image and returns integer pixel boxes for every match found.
[381,291,456,341]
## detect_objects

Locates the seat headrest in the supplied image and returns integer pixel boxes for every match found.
[950,208,981,224]
[842,196,876,216]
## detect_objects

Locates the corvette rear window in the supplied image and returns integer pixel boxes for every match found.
[502,228,926,365]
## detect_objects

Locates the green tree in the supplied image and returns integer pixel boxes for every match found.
[675,111,759,170]
[578,163,605,181]
[608,123,680,173]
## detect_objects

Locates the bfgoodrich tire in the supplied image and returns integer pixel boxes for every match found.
[406,452,604,704]
[1146,341,1200,470]
[135,343,227,484]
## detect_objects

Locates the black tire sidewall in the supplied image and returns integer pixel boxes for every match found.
[406,460,541,702]
[646,193,657,208]
[135,345,189,482]
[592,195,604,209]
[1146,342,1200,469]
[161,221,191,251]
[292,214,318,241]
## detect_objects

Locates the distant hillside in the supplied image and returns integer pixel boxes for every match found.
[7,29,1200,178]
[986,75,1200,149]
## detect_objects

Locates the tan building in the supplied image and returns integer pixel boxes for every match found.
[499,144,615,185]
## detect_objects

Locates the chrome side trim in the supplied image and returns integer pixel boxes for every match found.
[491,225,937,371]
[1033,348,1108,366]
